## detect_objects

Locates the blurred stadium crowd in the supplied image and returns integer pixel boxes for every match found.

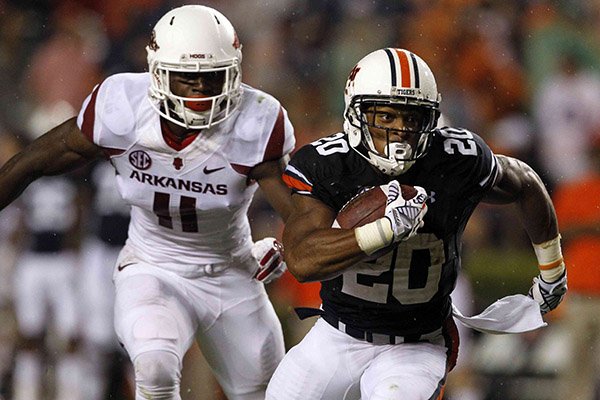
[0,0,600,399]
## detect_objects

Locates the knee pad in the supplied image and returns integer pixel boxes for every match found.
[134,351,181,400]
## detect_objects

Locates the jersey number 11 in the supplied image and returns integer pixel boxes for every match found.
[153,192,199,232]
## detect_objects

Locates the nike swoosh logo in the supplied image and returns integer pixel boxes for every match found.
[203,166,225,175]
[117,262,136,272]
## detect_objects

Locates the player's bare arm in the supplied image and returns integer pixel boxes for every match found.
[483,154,559,244]
[0,117,103,210]
[249,157,293,284]
[282,194,369,282]
[483,154,566,314]
[251,157,294,221]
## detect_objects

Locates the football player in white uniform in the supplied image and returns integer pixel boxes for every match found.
[0,5,294,400]
[12,176,83,400]
[267,48,566,399]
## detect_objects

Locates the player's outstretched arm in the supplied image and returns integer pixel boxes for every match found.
[282,194,369,282]
[483,155,566,314]
[0,117,103,211]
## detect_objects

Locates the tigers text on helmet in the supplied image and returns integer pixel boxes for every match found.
[343,48,441,175]
[146,5,242,129]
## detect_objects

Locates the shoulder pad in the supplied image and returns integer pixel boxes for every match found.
[77,73,151,150]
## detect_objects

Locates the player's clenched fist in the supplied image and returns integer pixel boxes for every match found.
[382,180,428,243]
[353,181,428,256]
[252,237,287,284]
[528,271,567,314]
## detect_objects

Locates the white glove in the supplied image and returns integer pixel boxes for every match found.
[528,270,567,314]
[382,181,428,243]
[251,237,287,284]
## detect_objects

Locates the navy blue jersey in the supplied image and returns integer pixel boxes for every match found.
[283,127,499,336]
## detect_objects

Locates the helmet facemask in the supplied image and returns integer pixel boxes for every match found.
[149,61,242,130]
[345,96,439,176]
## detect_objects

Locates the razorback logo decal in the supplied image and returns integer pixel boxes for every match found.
[233,31,241,49]
[148,30,160,51]
[173,157,183,170]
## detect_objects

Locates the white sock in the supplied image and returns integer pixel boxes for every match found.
[82,346,108,400]
[55,353,83,400]
[13,351,42,400]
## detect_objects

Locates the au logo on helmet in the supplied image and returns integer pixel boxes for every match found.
[345,66,361,96]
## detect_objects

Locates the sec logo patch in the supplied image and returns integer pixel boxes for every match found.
[129,150,152,170]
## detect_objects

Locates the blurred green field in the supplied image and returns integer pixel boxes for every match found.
[463,247,538,310]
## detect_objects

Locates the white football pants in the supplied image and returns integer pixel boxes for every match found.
[113,245,285,400]
[267,318,454,400]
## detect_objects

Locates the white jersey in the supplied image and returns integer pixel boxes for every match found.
[76,73,295,271]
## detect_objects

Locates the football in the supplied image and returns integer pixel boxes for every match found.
[335,184,418,229]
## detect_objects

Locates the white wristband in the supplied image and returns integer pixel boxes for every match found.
[354,218,393,255]
[532,235,565,282]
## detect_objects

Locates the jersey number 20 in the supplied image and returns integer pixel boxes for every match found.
[341,233,445,305]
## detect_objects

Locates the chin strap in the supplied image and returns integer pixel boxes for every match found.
[383,142,415,175]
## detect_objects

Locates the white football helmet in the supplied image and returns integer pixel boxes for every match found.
[147,5,242,129]
[344,48,441,175]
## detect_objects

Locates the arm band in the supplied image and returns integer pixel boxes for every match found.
[533,235,565,282]
[354,218,394,255]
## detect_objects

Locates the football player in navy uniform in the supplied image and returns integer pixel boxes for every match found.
[0,5,293,400]
[267,48,567,400]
